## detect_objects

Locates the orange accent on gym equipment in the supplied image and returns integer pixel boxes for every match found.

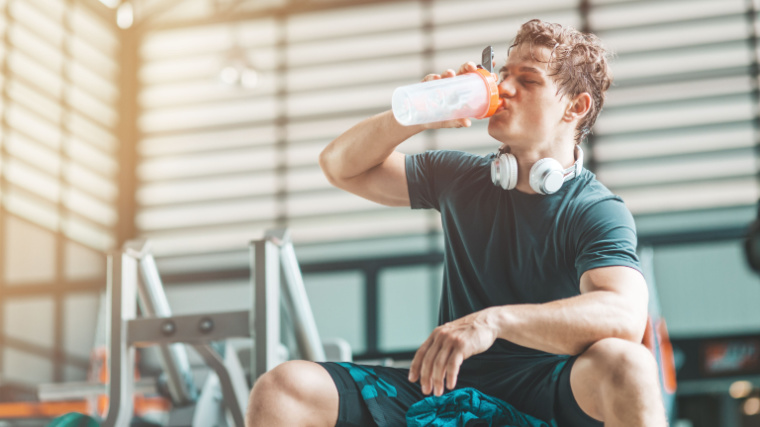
[0,401,89,418]
[642,316,678,395]
[657,319,678,394]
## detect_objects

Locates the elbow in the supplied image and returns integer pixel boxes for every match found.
[626,293,650,344]
[629,312,649,344]
[617,308,648,345]
[577,309,647,355]
[572,320,646,356]
[618,325,645,347]
[609,287,650,345]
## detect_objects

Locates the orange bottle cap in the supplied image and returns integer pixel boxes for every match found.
[472,68,500,119]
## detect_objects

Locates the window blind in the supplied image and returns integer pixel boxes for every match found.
[1,0,120,251]
[0,0,120,384]
[136,0,759,266]
[591,0,760,214]
[136,0,582,265]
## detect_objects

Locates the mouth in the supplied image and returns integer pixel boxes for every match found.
[493,98,508,114]
[493,98,507,116]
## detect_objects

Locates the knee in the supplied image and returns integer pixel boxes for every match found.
[581,337,659,389]
[247,360,336,427]
[247,362,304,424]
[252,361,301,396]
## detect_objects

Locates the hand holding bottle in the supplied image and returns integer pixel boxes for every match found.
[417,63,478,130]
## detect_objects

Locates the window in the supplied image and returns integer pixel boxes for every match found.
[0,0,119,383]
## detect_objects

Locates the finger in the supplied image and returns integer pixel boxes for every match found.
[419,335,444,395]
[409,335,434,382]
[457,61,477,75]
[421,73,441,82]
[431,343,454,396]
[451,118,471,129]
[445,352,465,390]
[442,68,456,78]
[409,345,427,382]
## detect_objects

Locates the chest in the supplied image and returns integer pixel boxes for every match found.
[440,186,580,300]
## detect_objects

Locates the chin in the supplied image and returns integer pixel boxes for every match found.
[487,121,510,143]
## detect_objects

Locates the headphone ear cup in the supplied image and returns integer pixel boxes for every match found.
[491,153,517,190]
[503,154,517,190]
[529,158,564,195]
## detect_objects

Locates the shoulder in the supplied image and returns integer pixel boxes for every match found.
[407,150,490,170]
[566,171,642,280]
[406,150,492,183]
[565,170,636,232]
[406,150,493,210]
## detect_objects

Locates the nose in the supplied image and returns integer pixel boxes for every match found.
[498,77,516,98]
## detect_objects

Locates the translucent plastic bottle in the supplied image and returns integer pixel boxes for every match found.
[392,68,499,126]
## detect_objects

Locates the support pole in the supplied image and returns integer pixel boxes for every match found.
[193,343,247,427]
[252,238,281,381]
[102,252,137,427]
[280,241,326,362]
[125,239,197,406]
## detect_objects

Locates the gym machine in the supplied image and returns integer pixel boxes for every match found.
[38,229,350,427]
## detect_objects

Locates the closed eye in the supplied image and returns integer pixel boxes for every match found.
[499,73,540,86]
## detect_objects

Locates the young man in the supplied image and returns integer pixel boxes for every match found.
[248,20,668,427]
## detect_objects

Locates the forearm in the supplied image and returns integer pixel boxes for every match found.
[490,291,647,355]
[319,110,424,182]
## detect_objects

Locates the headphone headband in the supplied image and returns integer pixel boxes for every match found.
[563,145,584,181]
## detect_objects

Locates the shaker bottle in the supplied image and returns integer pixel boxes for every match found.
[392,47,500,126]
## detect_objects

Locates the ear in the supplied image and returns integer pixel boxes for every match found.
[563,92,592,123]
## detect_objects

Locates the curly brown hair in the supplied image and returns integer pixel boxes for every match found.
[511,19,613,144]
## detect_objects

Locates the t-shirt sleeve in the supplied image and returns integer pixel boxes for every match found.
[405,150,481,211]
[573,197,642,282]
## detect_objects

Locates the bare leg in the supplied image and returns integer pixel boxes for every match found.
[247,360,339,427]
[570,337,668,427]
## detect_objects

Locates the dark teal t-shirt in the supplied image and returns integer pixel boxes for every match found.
[406,149,642,356]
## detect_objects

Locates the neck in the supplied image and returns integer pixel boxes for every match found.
[503,143,577,194]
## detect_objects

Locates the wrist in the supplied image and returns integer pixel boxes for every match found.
[385,109,426,134]
[487,305,516,341]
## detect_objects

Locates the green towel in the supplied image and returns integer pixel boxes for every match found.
[406,387,554,427]
[47,412,100,427]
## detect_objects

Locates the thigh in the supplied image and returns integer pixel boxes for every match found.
[566,338,660,427]
[556,356,604,427]
[319,362,479,427]
[474,354,568,423]
[318,362,376,427]
[473,353,602,427]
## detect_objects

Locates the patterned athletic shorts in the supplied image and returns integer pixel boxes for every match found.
[317,351,603,427]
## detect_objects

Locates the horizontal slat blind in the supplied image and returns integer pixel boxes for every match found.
[0,0,119,385]
[137,0,581,260]
[591,0,760,214]
[0,0,120,252]
[137,0,760,262]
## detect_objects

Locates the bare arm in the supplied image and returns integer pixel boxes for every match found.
[491,266,649,355]
[318,110,425,207]
[408,266,649,396]
[319,64,479,206]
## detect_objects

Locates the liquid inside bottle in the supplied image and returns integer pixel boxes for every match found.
[392,73,490,126]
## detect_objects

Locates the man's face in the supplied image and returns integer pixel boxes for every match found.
[488,43,571,146]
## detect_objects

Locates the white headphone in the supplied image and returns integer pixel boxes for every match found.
[490,145,584,195]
